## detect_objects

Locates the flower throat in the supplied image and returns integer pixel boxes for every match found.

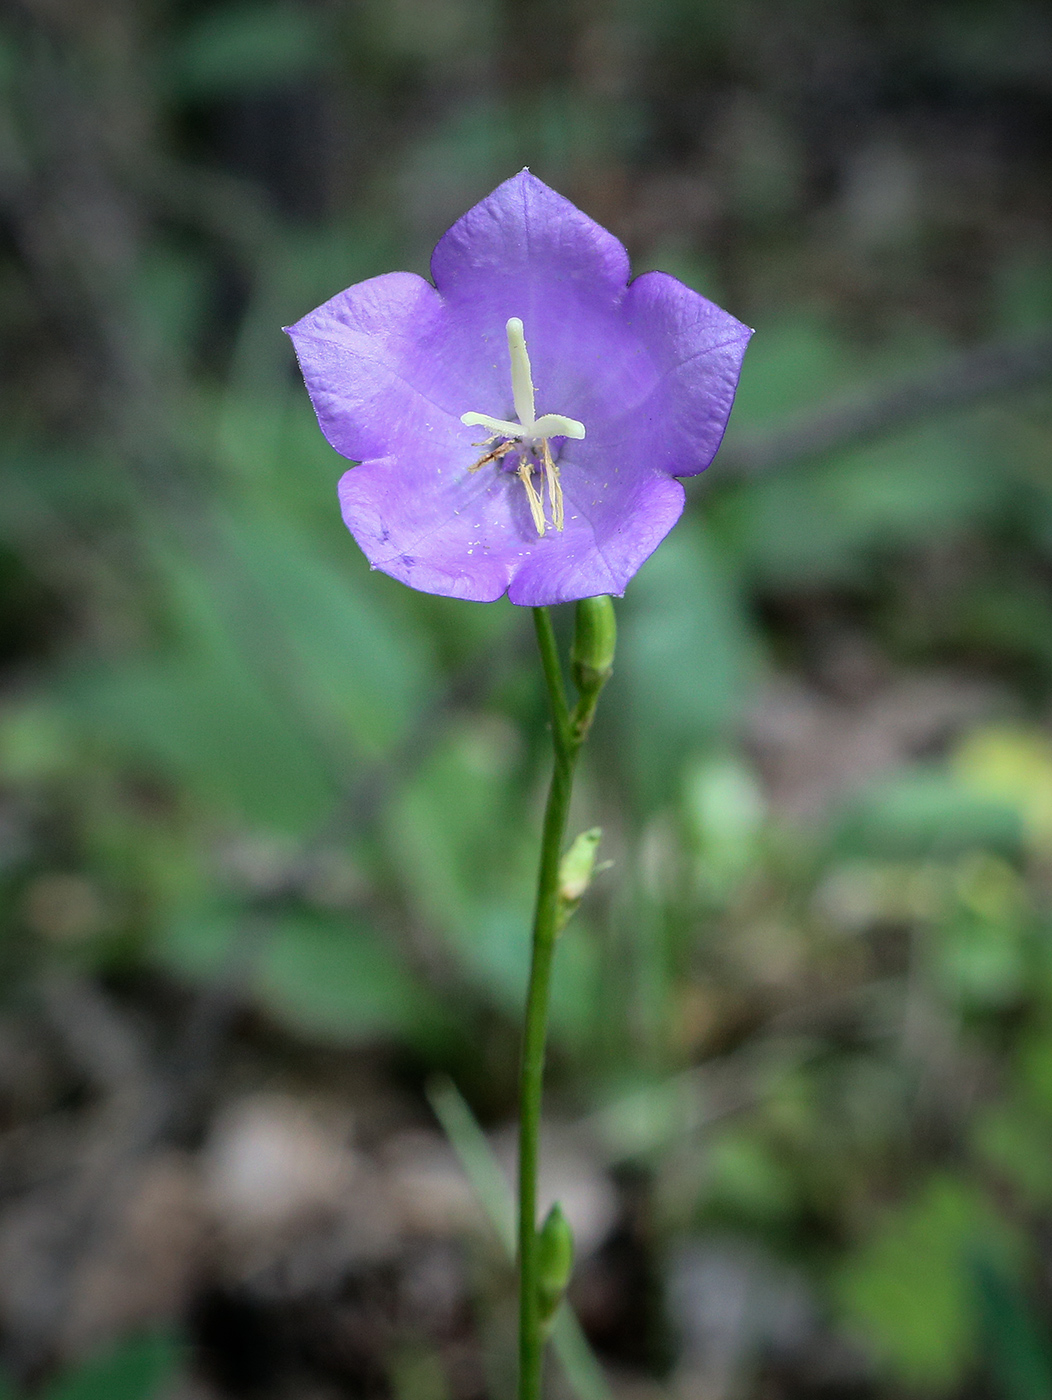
[461,318,585,537]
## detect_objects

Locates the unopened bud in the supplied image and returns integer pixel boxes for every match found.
[556,828,603,934]
[536,1203,574,1331]
[571,595,616,692]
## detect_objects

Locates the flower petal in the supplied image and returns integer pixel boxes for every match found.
[620,271,753,476]
[338,404,688,607]
[507,469,686,606]
[431,169,630,308]
[338,436,528,603]
[286,271,463,462]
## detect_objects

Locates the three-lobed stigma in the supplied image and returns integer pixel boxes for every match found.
[461,318,585,536]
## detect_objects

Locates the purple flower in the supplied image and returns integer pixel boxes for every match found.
[286,171,752,606]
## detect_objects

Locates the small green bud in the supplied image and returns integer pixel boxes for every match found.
[559,828,602,903]
[556,828,604,932]
[536,1203,574,1332]
[571,595,616,692]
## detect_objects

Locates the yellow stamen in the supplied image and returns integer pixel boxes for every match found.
[518,460,547,536]
[540,439,564,532]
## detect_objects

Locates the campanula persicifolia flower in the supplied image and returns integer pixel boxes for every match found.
[286,171,752,606]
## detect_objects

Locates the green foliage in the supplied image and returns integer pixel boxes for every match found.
[973,1101,1052,1208]
[833,771,1024,859]
[681,751,766,897]
[45,1335,179,1400]
[67,509,432,831]
[387,719,527,939]
[729,313,871,429]
[159,908,443,1048]
[258,914,444,1046]
[975,1256,1052,1400]
[835,1178,1019,1391]
[614,523,755,804]
[716,421,1000,587]
[702,1131,801,1225]
[165,2,328,99]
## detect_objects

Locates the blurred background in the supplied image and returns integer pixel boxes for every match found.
[2,0,1052,1397]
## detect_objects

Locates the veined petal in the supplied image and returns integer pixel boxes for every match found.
[286,271,462,462]
[431,170,630,308]
[339,456,517,603]
[620,271,753,477]
[507,472,687,607]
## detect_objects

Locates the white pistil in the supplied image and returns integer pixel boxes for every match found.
[461,317,584,536]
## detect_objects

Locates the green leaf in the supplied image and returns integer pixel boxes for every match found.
[715,421,1000,587]
[0,698,76,782]
[66,510,432,831]
[681,752,766,897]
[702,1131,800,1224]
[833,770,1024,860]
[45,1335,179,1400]
[68,643,339,833]
[613,522,755,804]
[383,718,600,1039]
[835,1177,1017,1391]
[934,913,1027,1010]
[974,1254,1052,1400]
[213,510,432,760]
[973,1101,1052,1208]
[165,2,326,100]
[386,719,525,940]
[726,312,866,430]
[157,908,443,1049]
[259,914,442,1046]
[951,577,1052,683]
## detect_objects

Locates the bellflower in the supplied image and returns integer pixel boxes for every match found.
[286,171,752,606]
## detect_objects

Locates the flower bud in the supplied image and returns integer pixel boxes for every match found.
[571,595,616,692]
[559,828,602,904]
[536,1203,574,1331]
[556,828,603,932]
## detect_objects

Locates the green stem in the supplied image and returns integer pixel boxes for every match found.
[532,604,571,745]
[518,606,587,1400]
